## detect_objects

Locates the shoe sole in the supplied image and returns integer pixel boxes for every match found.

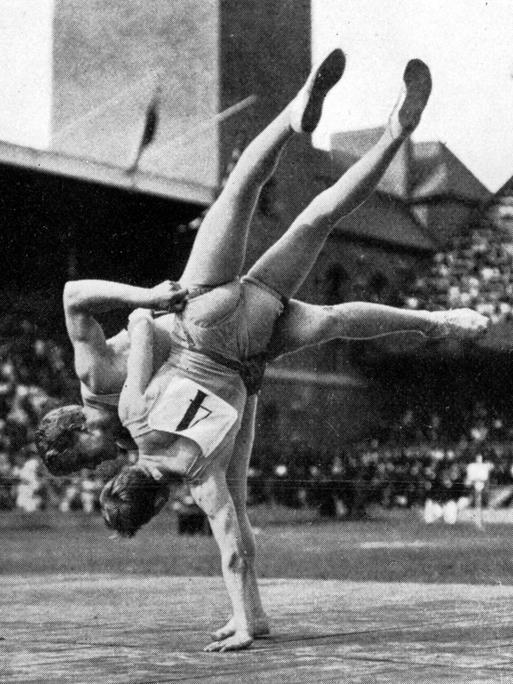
[399,58,432,132]
[301,49,346,133]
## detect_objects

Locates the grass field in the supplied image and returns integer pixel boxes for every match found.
[2,506,513,585]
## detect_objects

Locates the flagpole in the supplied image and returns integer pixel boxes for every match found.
[127,84,162,175]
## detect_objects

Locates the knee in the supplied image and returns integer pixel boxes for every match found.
[306,305,338,342]
[304,192,338,226]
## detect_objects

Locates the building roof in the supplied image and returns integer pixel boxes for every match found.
[335,192,435,252]
[0,138,215,205]
[496,175,513,197]
[51,0,222,196]
[331,128,491,203]
[411,141,491,202]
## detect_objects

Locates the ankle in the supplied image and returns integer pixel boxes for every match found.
[386,97,410,142]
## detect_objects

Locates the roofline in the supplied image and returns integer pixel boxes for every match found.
[0,139,215,206]
[408,193,488,207]
[332,189,436,253]
[331,227,434,255]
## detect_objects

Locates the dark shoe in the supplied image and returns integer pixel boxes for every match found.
[291,49,346,133]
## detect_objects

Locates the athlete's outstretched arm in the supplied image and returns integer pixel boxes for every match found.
[64,279,186,325]
[189,471,254,652]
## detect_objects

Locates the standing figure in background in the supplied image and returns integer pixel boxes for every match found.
[466,454,493,528]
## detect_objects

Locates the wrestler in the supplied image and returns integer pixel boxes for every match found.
[37,52,484,480]
[96,55,487,652]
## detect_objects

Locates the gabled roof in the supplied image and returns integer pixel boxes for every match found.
[335,192,435,251]
[331,128,491,203]
[411,142,491,202]
[496,175,513,197]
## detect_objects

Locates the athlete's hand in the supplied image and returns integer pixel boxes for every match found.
[148,280,188,313]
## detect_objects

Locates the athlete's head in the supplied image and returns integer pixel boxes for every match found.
[36,404,118,476]
[100,465,170,538]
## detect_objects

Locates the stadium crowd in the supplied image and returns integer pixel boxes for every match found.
[4,317,511,519]
[4,308,510,520]
[0,316,88,512]
[248,404,513,519]
[402,210,513,322]
[3,202,513,519]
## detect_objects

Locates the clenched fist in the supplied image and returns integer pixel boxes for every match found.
[149,280,188,313]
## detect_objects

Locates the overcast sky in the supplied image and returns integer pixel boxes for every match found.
[312,0,513,192]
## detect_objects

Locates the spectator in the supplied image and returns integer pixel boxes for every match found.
[12,451,44,512]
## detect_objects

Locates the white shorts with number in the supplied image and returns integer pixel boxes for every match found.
[148,377,238,458]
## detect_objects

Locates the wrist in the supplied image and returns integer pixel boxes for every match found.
[132,287,155,308]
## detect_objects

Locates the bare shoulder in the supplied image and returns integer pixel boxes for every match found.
[74,335,125,390]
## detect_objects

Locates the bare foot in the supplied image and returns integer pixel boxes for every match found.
[204,631,253,653]
[211,615,270,641]
[429,308,489,340]
[290,49,346,133]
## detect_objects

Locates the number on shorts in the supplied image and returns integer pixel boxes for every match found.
[176,390,212,430]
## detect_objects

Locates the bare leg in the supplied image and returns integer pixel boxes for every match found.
[246,60,432,300]
[212,396,270,641]
[267,300,489,359]
[179,50,345,289]
[180,113,292,288]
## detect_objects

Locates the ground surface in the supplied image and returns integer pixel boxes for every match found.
[3,574,513,683]
[2,509,513,682]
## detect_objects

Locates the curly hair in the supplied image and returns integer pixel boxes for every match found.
[100,466,170,538]
[35,405,86,476]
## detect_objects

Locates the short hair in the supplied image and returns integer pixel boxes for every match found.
[35,405,86,476]
[100,466,170,538]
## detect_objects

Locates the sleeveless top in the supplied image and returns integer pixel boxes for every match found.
[118,346,246,481]
[81,383,120,410]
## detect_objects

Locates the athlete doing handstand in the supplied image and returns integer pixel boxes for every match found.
[73,53,487,651]
[37,51,485,482]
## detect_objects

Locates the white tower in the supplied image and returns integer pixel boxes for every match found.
[0,0,53,149]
